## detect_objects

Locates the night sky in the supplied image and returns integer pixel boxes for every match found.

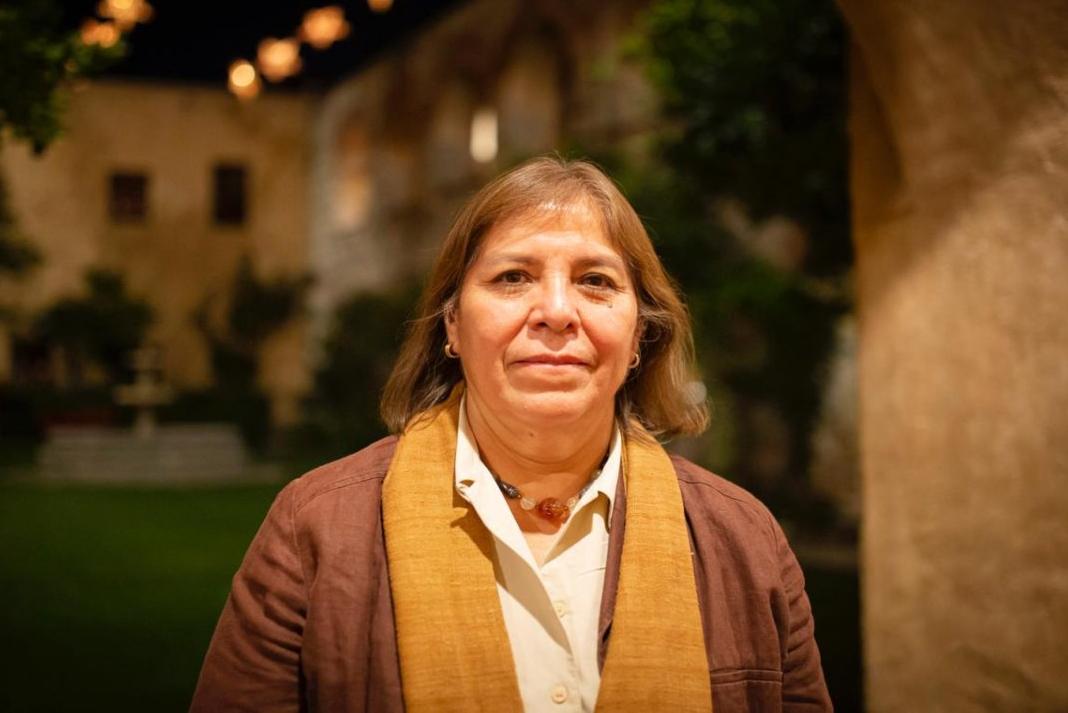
[61,0,461,89]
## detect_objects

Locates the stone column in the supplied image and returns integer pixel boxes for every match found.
[836,1,1068,710]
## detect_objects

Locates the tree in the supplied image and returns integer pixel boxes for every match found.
[0,177,39,295]
[186,256,312,449]
[194,256,313,391]
[33,267,153,385]
[0,0,123,299]
[294,286,420,462]
[612,0,851,519]
[0,0,122,152]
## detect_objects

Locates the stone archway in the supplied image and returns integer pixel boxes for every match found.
[496,32,566,158]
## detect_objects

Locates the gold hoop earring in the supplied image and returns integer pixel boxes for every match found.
[629,352,641,369]
[444,342,460,359]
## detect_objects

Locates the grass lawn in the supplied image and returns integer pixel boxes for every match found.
[0,481,281,713]
[0,479,862,712]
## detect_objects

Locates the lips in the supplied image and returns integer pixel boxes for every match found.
[515,354,589,366]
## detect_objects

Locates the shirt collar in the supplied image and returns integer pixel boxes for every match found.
[454,396,622,528]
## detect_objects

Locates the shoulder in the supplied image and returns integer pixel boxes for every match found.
[279,435,399,515]
[251,438,400,613]
[669,453,804,606]
[670,455,830,706]
[669,454,781,547]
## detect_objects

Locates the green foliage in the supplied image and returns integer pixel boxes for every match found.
[0,178,40,279]
[636,0,850,274]
[607,0,852,517]
[0,384,119,452]
[0,0,123,153]
[33,267,153,385]
[191,256,312,451]
[0,129,41,320]
[0,0,124,322]
[227,258,314,352]
[161,387,273,453]
[195,255,312,389]
[292,286,420,461]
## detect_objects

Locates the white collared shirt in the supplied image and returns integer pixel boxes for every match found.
[454,400,622,713]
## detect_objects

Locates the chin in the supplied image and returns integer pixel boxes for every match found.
[503,387,609,425]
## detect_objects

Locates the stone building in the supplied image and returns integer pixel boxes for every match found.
[0,81,315,425]
[0,0,655,427]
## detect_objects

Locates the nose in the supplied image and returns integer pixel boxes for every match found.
[531,274,578,333]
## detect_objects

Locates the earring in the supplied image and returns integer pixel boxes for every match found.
[444,342,460,359]
[629,351,641,369]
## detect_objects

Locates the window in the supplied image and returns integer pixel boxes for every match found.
[109,172,148,222]
[213,163,248,225]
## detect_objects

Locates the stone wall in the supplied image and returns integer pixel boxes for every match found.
[0,81,315,425]
[838,1,1068,709]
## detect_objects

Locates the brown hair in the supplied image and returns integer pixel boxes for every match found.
[380,155,708,439]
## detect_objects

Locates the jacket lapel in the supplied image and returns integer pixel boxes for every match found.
[598,473,627,671]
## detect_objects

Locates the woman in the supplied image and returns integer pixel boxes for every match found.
[191,157,832,712]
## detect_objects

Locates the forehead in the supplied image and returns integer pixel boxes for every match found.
[476,203,621,259]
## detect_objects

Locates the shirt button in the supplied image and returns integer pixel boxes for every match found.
[550,684,569,704]
[553,600,569,617]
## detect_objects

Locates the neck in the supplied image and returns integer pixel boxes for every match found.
[464,392,614,503]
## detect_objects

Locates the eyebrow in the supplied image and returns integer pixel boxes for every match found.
[484,253,627,272]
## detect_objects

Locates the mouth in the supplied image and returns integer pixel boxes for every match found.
[514,355,590,367]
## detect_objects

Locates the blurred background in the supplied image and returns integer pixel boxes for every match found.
[2,1,1066,712]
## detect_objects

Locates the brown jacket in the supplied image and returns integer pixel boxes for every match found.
[191,436,832,712]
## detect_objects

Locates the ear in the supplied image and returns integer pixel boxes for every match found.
[631,317,643,356]
[443,300,460,350]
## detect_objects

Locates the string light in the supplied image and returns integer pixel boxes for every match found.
[228,60,262,101]
[96,0,154,31]
[232,0,389,96]
[257,37,303,83]
[301,6,351,50]
[80,19,121,48]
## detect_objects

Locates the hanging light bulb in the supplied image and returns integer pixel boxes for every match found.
[96,0,153,31]
[367,0,393,12]
[80,19,121,48]
[301,6,351,50]
[257,37,303,83]
[470,106,498,163]
[228,60,262,101]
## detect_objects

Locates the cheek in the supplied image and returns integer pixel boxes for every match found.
[586,304,639,364]
[456,295,526,352]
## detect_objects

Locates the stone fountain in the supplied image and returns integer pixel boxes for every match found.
[38,346,267,483]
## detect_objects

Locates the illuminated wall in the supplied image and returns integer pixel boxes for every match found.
[0,81,316,425]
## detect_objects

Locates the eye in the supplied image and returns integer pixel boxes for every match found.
[580,272,617,290]
[494,270,530,286]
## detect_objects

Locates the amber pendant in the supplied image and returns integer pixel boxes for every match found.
[535,497,570,523]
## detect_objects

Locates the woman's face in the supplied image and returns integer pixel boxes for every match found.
[445,206,640,430]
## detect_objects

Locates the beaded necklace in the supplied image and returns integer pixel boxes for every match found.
[492,457,607,524]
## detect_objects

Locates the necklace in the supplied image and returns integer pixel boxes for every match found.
[492,466,603,524]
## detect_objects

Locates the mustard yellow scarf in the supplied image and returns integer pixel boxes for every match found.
[382,392,712,712]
